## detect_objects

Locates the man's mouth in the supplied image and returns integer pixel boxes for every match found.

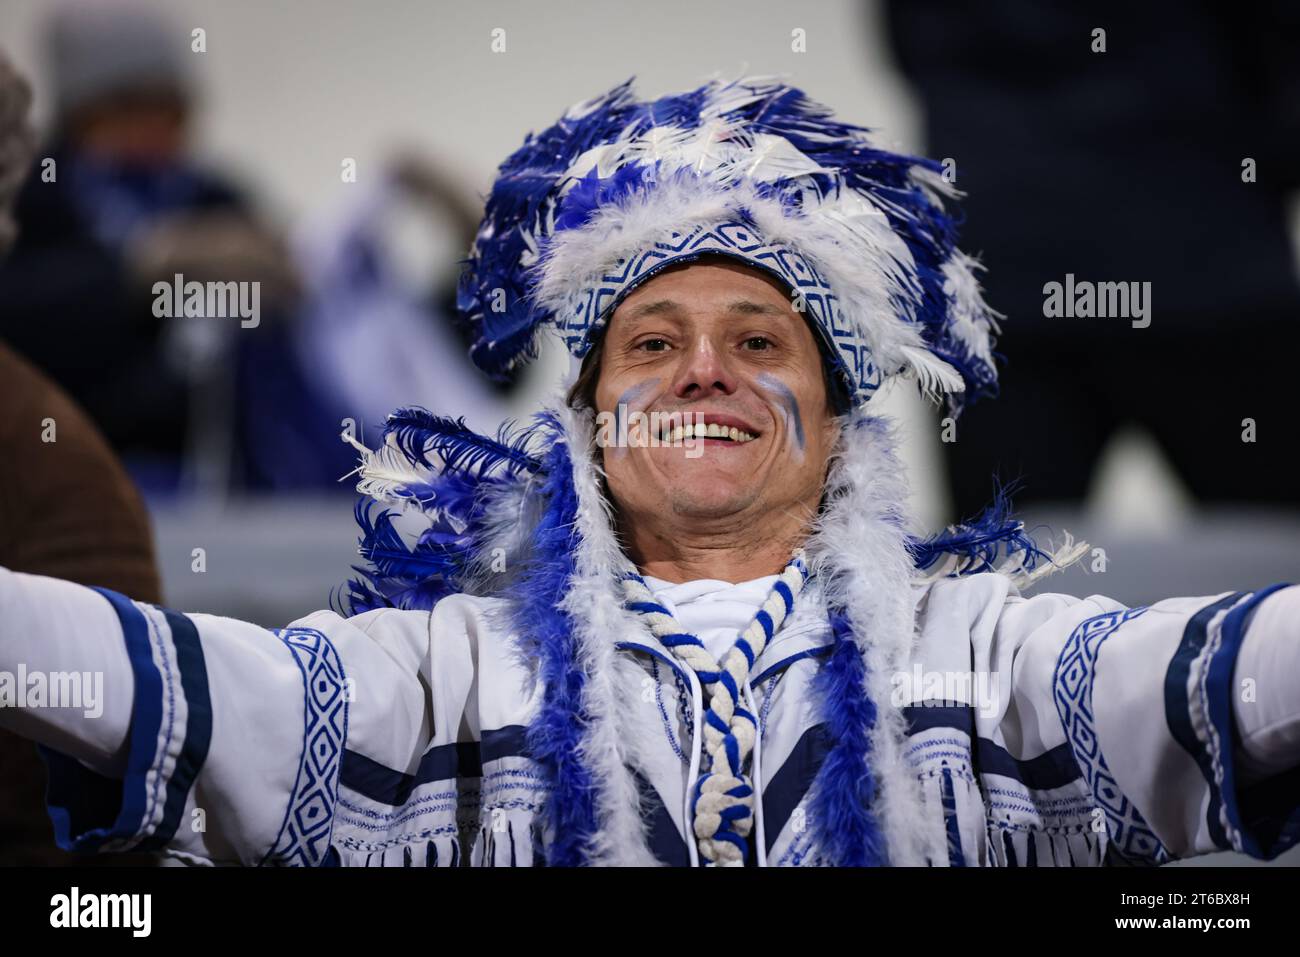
[656,414,760,444]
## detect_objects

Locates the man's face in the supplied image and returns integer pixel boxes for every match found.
[593,258,841,529]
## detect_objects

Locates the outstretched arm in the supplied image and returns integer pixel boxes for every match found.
[977,580,1300,865]
[0,567,137,775]
[1231,587,1300,786]
[0,564,543,868]
[0,566,415,865]
[1081,583,1300,861]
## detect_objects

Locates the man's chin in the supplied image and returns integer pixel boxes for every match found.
[663,482,761,520]
[654,454,762,489]
[624,447,770,516]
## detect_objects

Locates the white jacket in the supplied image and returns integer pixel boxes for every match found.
[1,565,1295,867]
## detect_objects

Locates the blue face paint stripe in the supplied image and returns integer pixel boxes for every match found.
[757,372,805,451]
[613,379,660,442]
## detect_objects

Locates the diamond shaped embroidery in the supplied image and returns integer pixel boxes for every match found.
[1052,608,1168,864]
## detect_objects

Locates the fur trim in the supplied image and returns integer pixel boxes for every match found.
[805,411,945,865]
[549,401,661,865]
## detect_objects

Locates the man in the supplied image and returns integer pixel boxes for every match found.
[1,76,1298,867]
[0,1,306,489]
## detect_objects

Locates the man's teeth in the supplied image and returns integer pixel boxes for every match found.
[663,423,756,443]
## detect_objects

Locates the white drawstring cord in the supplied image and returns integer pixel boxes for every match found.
[743,680,767,866]
[622,553,808,866]
[682,665,704,869]
[655,588,703,869]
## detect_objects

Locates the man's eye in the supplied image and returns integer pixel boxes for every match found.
[743,336,772,350]
[638,338,670,352]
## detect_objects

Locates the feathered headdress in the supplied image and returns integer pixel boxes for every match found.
[457,74,1001,414]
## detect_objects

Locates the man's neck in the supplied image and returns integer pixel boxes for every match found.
[621,510,810,584]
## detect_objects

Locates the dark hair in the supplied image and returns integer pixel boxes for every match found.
[566,346,603,410]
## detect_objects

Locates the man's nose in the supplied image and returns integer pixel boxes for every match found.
[671,335,738,399]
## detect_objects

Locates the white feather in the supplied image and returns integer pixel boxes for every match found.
[901,346,965,401]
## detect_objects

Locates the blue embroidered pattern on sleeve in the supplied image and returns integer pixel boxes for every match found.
[1053,608,1170,865]
[262,627,350,866]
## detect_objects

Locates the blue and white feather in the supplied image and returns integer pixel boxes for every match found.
[458,74,1001,414]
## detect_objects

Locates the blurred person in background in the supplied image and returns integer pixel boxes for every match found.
[290,151,531,448]
[0,47,160,866]
[883,1,1300,521]
[0,1,303,494]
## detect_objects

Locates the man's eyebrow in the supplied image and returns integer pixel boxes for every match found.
[621,299,682,322]
[725,299,789,316]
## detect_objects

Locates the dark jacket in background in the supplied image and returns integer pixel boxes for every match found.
[0,342,161,864]
[883,0,1300,516]
[0,147,243,461]
[885,0,1300,331]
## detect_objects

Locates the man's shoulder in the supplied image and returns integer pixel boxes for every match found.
[292,592,513,641]
[912,570,1020,605]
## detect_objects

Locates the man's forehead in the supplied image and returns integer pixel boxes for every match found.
[616,296,793,324]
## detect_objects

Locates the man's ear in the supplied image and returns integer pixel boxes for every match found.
[816,405,843,477]
[821,410,844,455]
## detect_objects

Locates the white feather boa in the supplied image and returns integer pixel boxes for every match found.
[546,401,958,866]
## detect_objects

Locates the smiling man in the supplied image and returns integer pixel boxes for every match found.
[588,258,841,584]
[2,76,1299,868]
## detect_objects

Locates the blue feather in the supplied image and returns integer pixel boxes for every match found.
[907,477,1057,578]
[504,425,601,866]
[342,500,460,613]
[383,408,543,477]
[457,75,1000,410]
[341,412,565,616]
[553,162,660,232]
[806,607,888,866]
